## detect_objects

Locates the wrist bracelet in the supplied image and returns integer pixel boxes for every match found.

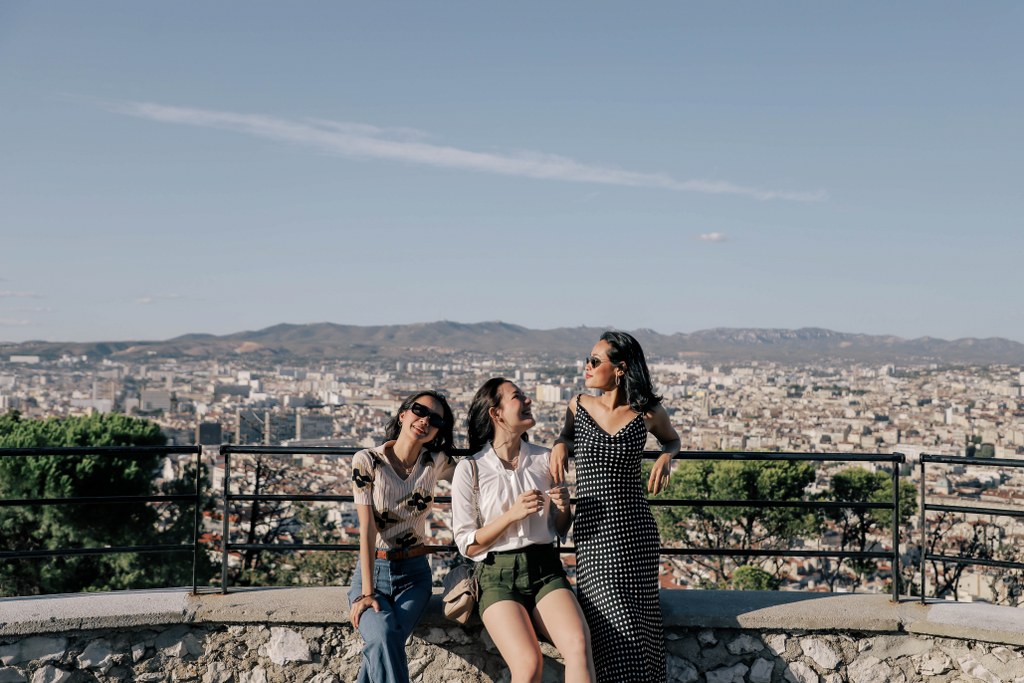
[353,593,373,603]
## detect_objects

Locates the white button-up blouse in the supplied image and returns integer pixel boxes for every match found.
[451,440,561,562]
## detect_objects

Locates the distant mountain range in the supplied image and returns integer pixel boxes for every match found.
[3,322,1024,365]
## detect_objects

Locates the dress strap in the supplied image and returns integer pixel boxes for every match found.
[575,393,583,408]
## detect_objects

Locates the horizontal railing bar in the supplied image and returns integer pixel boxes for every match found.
[674,450,905,463]
[221,445,904,464]
[224,543,889,561]
[654,548,891,559]
[1,544,194,560]
[0,494,197,507]
[648,499,891,510]
[924,554,1024,571]
[924,503,1024,519]
[921,454,1024,468]
[222,493,890,512]
[0,446,201,457]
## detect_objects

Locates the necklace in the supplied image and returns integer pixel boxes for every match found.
[386,448,417,475]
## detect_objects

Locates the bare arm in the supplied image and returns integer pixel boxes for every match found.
[466,491,545,557]
[646,403,681,495]
[350,504,381,626]
[549,401,577,485]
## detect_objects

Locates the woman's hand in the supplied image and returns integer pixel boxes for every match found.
[548,485,571,514]
[349,594,380,628]
[549,444,568,485]
[509,489,545,521]
[647,453,673,495]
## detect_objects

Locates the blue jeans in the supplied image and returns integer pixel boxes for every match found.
[348,556,433,683]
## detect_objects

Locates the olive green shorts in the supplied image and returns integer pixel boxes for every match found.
[477,543,572,616]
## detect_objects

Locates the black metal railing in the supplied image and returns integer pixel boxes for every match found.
[647,450,905,598]
[8,445,1022,602]
[918,454,1024,603]
[0,445,204,594]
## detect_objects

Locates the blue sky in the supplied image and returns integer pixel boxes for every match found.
[1,2,1021,343]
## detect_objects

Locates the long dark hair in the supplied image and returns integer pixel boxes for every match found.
[384,390,455,455]
[466,377,529,455]
[601,330,662,414]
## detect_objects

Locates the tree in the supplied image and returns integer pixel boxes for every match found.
[652,459,817,585]
[731,565,780,591]
[819,467,917,592]
[0,411,206,596]
[224,458,355,588]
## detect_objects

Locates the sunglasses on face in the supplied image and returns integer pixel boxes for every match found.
[409,401,445,429]
[585,355,615,368]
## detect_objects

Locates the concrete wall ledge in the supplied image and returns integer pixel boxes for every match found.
[2,588,1022,647]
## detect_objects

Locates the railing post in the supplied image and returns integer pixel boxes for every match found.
[221,445,231,594]
[891,453,903,601]
[191,446,202,595]
[919,455,927,603]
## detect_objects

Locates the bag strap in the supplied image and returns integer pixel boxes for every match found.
[469,457,482,528]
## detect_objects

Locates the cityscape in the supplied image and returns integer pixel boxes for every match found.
[3,333,1023,604]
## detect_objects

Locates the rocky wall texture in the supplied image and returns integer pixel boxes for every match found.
[2,623,1024,683]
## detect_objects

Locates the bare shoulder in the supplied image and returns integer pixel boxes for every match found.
[643,402,670,426]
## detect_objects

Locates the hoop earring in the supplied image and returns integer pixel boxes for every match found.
[615,374,621,387]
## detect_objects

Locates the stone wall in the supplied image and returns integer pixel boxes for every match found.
[2,589,1023,682]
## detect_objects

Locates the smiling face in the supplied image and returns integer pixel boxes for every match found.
[584,340,624,390]
[492,381,535,434]
[399,394,444,444]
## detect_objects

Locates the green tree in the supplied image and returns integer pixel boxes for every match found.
[653,459,816,584]
[731,565,780,590]
[819,467,917,592]
[0,411,208,596]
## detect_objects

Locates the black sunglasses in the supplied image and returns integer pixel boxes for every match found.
[409,401,446,429]
[584,355,616,368]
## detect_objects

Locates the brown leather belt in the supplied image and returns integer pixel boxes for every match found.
[375,545,433,561]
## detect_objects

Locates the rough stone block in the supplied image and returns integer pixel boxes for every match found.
[784,661,819,683]
[697,629,717,647]
[266,628,311,666]
[726,633,763,655]
[848,655,892,683]
[29,666,70,683]
[957,655,1001,683]
[666,655,698,683]
[800,637,841,670]
[749,657,773,683]
[707,662,748,683]
[917,650,952,676]
[0,668,26,683]
[77,641,114,670]
[14,638,65,666]
[0,647,17,667]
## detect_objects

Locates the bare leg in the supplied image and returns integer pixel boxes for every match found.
[481,600,545,683]
[532,588,596,683]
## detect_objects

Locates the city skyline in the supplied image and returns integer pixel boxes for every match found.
[2,3,1022,343]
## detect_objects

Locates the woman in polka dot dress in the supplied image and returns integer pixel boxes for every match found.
[550,331,680,683]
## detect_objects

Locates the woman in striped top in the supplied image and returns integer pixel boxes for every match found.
[348,390,456,683]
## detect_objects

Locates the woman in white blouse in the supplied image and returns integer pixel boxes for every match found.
[452,378,595,683]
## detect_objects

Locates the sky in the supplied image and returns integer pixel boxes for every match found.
[1,2,1022,344]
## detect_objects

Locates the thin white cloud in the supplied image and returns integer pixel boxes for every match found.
[136,294,185,305]
[697,232,729,242]
[0,291,42,298]
[106,101,827,203]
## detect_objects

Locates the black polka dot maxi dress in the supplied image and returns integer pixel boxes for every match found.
[573,398,667,683]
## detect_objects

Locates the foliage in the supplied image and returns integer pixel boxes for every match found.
[818,467,917,592]
[730,564,780,590]
[652,458,816,583]
[226,454,355,588]
[0,411,207,596]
